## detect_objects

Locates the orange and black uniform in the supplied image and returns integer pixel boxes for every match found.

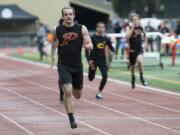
[129,26,144,65]
[56,24,83,89]
[87,34,114,91]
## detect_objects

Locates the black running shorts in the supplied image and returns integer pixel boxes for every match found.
[129,51,142,65]
[57,64,83,90]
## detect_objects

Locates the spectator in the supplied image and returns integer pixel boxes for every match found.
[159,20,171,34]
[114,22,122,33]
[113,22,122,54]
[37,22,48,60]
[145,21,155,52]
[119,22,129,59]
[159,20,171,55]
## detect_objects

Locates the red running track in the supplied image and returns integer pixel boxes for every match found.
[0,56,180,135]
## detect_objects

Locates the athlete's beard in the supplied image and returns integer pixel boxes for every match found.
[65,20,74,27]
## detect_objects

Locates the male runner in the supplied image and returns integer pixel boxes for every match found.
[126,14,148,89]
[51,7,93,129]
[86,22,114,99]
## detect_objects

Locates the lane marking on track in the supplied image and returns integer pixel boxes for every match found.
[0,107,34,135]
[119,71,180,85]
[1,57,180,133]
[84,85,180,114]
[2,56,180,97]
[0,85,112,135]
[16,78,180,134]
[3,60,179,115]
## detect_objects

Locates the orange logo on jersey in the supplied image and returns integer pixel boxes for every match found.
[61,32,78,46]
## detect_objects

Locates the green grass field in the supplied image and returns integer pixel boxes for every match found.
[11,51,180,92]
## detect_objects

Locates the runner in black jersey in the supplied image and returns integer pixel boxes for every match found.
[126,14,148,89]
[86,22,114,99]
[51,7,93,129]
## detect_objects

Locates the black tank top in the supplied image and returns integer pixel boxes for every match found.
[129,26,143,53]
[90,35,114,61]
[56,24,83,67]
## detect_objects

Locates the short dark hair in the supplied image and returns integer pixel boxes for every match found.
[96,21,105,27]
[61,7,75,16]
[130,13,140,22]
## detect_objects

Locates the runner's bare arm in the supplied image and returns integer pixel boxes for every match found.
[82,25,93,50]
[126,24,135,40]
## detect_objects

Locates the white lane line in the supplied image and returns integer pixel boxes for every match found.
[0,52,5,57]
[0,109,34,135]
[107,77,180,97]
[1,57,180,115]
[3,56,180,97]
[1,57,180,133]
[19,78,180,134]
[21,73,180,114]
[78,116,180,121]
[1,57,180,134]
[84,85,180,114]
[4,59,178,115]
[84,72,180,97]
[0,85,112,135]
[82,99,180,134]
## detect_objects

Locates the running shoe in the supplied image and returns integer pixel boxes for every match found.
[141,79,148,86]
[70,120,78,129]
[140,76,148,86]
[96,93,104,99]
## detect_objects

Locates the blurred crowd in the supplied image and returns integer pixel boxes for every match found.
[110,18,180,57]
[34,18,180,61]
[34,22,53,60]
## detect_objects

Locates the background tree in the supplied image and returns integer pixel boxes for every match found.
[112,0,167,18]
